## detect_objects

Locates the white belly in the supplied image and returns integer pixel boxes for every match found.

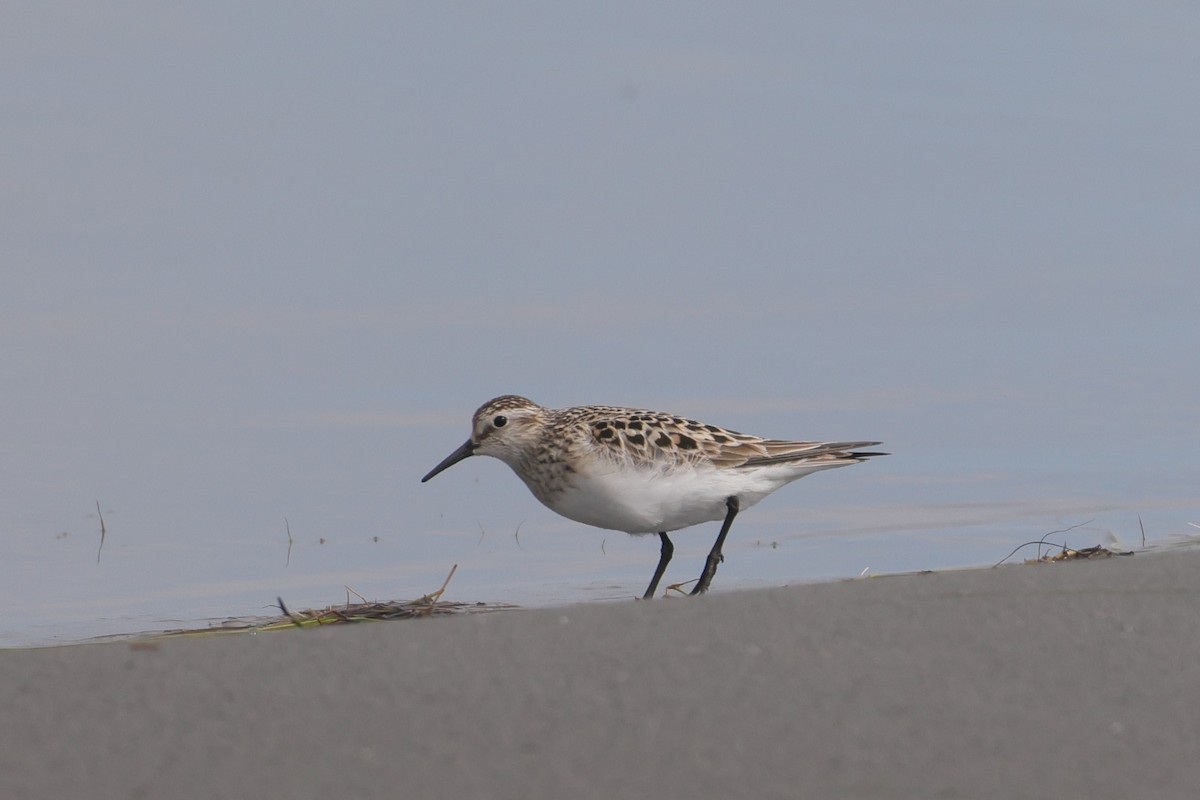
[529,465,789,534]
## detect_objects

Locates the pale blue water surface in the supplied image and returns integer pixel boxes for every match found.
[3,3,1198,646]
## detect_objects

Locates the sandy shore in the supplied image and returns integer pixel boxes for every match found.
[3,548,1200,799]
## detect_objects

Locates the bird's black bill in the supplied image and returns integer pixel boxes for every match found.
[421,439,476,482]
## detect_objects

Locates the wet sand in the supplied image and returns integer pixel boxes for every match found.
[3,548,1200,799]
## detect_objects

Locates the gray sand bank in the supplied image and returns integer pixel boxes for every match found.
[4,549,1200,799]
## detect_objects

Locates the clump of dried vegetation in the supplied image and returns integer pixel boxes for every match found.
[151,565,516,640]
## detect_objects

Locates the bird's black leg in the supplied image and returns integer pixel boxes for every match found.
[691,496,740,595]
[643,532,674,599]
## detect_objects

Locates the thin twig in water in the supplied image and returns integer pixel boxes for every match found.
[416,563,458,611]
[1138,514,1146,548]
[95,501,106,564]
[285,517,295,567]
[1038,519,1094,560]
[477,522,486,544]
[345,585,368,605]
[666,578,697,596]
[514,522,524,551]
[992,519,1095,567]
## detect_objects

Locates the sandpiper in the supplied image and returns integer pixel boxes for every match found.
[422,395,885,598]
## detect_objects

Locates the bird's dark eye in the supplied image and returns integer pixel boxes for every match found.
[493,415,507,428]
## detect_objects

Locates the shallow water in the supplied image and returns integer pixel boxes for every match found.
[5,494,1194,647]
[3,4,1198,647]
